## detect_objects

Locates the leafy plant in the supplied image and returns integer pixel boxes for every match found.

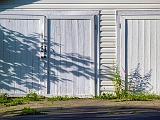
[20,107,41,115]
[125,92,160,101]
[48,96,79,101]
[0,93,11,104]
[112,66,125,99]
[96,92,160,101]
[97,64,160,101]
[95,93,117,100]
[25,92,42,101]
[5,98,25,106]
[0,92,45,106]
[0,93,8,98]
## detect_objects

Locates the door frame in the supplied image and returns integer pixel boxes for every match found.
[117,10,160,91]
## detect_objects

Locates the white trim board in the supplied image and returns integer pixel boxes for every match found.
[0,14,44,20]
[117,10,160,16]
[0,10,99,16]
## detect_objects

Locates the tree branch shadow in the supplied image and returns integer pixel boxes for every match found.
[128,63,153,93]
[0,20,96,95]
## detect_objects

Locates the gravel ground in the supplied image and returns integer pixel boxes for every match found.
[1,99,160,120]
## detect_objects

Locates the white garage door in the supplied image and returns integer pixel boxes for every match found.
[120,15,160,94]
[0,15,45,95]
[0,14,96,97]
[48,16,95,97]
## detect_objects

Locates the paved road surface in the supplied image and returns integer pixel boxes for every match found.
[1,106,160,120]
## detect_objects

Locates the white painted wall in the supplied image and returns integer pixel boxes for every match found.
[1,0,160,95]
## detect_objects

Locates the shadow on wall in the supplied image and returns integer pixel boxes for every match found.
[128,63,153,93]
[0,24,45,93]
[0,24,95,94]
[101,63,153,93]
[0,0,39,11]
[0,1,96,95]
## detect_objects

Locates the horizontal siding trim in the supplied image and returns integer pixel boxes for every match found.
[2,4,160,9]
[100,53,116,59]
[100,21,116,26]
[101,77,114,81]
[100,70,114,75]
[100,26,116,31]
[101,48,116,53]
[100,86,115,91]
[100,81,114,86]
[100,10,116,15]
[30,0,160,4]
[100,59,116,64]
[100,42,116,48]
[101,37,116,42]
[100,15,116,20]
[100,64,115,69]
[100,8,116,94]
[100,31,116,37]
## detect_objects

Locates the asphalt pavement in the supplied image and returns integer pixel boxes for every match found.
[1,106,160,120]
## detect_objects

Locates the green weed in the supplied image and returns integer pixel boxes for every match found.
[125,92,160,101]
[5,98,25,106]
[48,96,79,101]
[112,66,125,99]
[20,107,41,115]
[25,92,44,101]
[95,93,117,100]
[0,93,11,104]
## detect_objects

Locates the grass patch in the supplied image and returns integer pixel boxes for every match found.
[25,92,45,101]
[5,98,26,107]
[48,96,79,101]
[0,92,45,107]
[95,93,117,100]
[20,107,42,115]
[0,93,11,104]
[96,92,160,101]
[124,93,160,101]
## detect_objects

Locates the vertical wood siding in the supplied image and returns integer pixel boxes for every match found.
[125,19,160,94]
[49,19,95,97]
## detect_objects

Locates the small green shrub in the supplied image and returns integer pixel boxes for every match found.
[0,93,26,106]
[0,97,10,104]
[125,92,160,101]
[25,92,41,101]
[0,93,11,104]
[128,93,150,101]
[0,92,45,106]
[20,107,41,115]
[146,94,160,100]
[95,93,117,100]
[0,93,9,98]
[48,96,79,101]
[5,98,25,106]
[112,66,125,99]
[96,92,160,101]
